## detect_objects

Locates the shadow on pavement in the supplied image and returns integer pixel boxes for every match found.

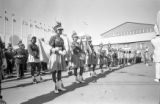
[2,65,119,90]
[2,79,51,90]
[20,67,122,104]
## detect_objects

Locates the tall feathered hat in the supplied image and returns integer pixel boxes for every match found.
[53,21,63,33]
[99,42,103,47]
[72,31,79,38]
[87,36,92,41]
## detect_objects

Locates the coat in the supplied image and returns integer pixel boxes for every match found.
[48,35,66,71]
[151,36,160,62]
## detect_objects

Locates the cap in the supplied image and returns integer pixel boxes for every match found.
[53,22,63,32]
[88,36,92,41]
[72,31,79,38]
[99,43,103,47]
[57,26,63,30]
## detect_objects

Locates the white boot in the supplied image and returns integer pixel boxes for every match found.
[36,75,43,82]
[57,80,66,91]
[90,72,96,77]
[75,76,80,83]
[79,76,85,83]
[101,69,104,73]
[54,82,59,94]
[93,71,97,77]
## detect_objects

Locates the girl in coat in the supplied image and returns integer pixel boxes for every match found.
[48,22,66,93]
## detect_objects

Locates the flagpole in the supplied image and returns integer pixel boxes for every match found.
[4,12,6,44]
[11,14,14,45]
[4,18,6,43]
[29,19,32,38]
[43,24,45,37]
[21,18,23,41]
[34,24,35,37]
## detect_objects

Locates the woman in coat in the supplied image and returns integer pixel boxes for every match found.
[48,22,66,93]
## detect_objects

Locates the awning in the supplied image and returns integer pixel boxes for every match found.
[94,32,156,45]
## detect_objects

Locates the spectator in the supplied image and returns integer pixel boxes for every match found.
[28,36,42,83]
[14,43,27,79]
[5,43,14,77]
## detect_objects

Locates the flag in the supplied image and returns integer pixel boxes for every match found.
[35,25,40,29]
[5,16,8,21]
[48,28,51,32]
[23,20,28,25]
[37,39,51,63]
[30,24,33,27]
[44,29,47,32]
[13,18,16,22]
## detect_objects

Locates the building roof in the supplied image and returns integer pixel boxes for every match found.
[101,22,154,38]
[100,32,156,45]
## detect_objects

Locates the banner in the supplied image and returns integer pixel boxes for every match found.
[38,39,51,63]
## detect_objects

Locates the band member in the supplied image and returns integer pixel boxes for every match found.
[98,43,105,73]
[87,36,97,77]
[5,43,14,76]
[106,50,112,71]
[71,31,85,83]
[28,36,42,83]
[144,47,149,66]
[14,43,27,79]
[48,22,66,93]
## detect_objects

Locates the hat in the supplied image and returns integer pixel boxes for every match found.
[72,31,79,38]
[88,36,92,41]
[99,43,103,47]
[8,43,12,47]
[18,43,23,46]
[53,22,63,32]
[31,36,36,40]
[57,26,63,30]
[17,40,22,45]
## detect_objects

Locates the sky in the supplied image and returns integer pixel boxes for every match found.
[0,0,160,44]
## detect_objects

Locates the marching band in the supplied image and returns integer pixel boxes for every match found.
[0,21,155,96]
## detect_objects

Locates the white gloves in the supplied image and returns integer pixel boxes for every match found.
[51,47,66,55]
[59,50,66,56]
[51,47,62,53]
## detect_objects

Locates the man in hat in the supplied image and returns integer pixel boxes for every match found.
[98,43,105,73]
[14,43,27,79]
[28,36,42,83]
[86,36,97,77]
[5,43,14,77]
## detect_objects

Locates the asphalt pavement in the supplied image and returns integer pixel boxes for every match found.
[2,63,160,104]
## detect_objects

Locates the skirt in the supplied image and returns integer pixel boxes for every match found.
[71,54,85,68]
[87,54,97,65]
[48,53,66,72]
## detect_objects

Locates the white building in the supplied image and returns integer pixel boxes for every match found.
[94,22,156,52]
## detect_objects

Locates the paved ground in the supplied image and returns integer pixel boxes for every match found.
[2,63,160,104]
